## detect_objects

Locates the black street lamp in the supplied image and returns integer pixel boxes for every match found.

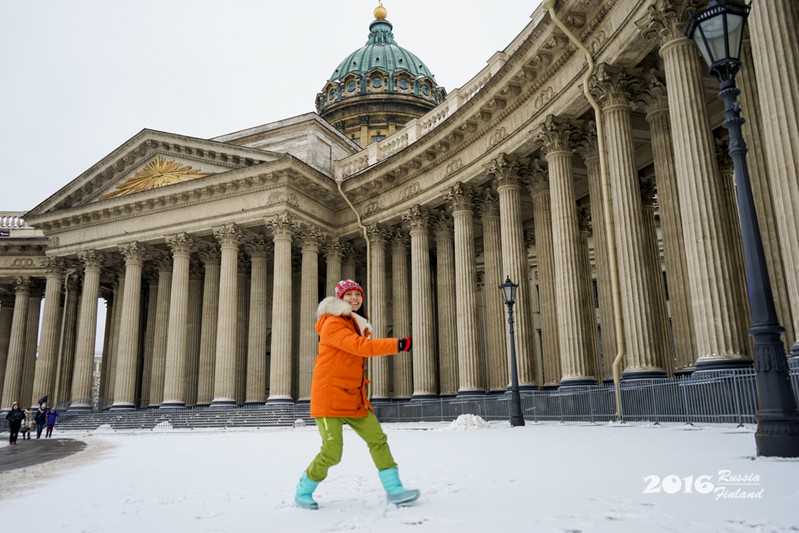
[686,0,799,457]
[499,275,525,427]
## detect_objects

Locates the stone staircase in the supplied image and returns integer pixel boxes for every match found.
[53,404,312,432]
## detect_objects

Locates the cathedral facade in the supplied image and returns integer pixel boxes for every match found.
[1,0,797,413]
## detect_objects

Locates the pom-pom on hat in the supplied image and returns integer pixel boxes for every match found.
[335,279,364,299]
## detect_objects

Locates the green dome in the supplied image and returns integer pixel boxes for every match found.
[328,18,437,83]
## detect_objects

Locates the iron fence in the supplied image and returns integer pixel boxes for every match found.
[2,365,798,432]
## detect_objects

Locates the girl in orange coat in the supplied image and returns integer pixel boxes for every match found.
[295,279,418,509]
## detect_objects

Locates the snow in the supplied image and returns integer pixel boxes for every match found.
[2,417,798,532]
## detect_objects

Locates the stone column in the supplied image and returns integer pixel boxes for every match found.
[267,215,295,403]
[446,182,485,394]
[748,0,799,357]
[341,243,357,282]
[640,177,676,374]
[576,124,617,380]
[245,236,270,405]
[477,190,509,392]
[184,261,204,407]
[366,224,390,400]
[324,239,343,297]
[196,245,221,406]
[433,214,458,397]
[139,273,158,407]
[298,228,321,402]
[489,154,537,387]
[70,251,104,411]
[148,255,172,407]
[577,207,603,382]
[637,72,697,373]
[534,116,597,385]
[111,242,146,410]
[6,279,32,408]
[737,36,795,350]
[0,295,14,402]
[403,205,437,398]
[528,162,561,386]
[391,228,412,399]
[32,259,65,407]
[54,275,79,407]
[590,64,669,377]
[211,224,242,407]
[100,276,122,409]
[235,259,250,405]
[20,286,43,407]
[161,233,193,408]
[637,9,751,368]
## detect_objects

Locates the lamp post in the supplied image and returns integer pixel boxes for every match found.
[686,0,799,457]
[499,276,525,427]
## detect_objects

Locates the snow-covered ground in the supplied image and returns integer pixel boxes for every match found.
[1,416,798,532]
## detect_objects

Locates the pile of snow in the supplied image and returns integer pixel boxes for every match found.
[447,413,492,431]
[293,418,306,428]
[152,421,173,432]
[93,424,114,433]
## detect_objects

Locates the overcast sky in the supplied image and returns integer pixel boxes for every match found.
[0,1,541,213]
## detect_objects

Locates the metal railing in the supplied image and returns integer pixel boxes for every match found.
[3,366,798,432]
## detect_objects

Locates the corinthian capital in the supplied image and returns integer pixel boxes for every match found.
[78,249,105,269]
[445,182,476,213]
[118,241,148,265]
[166,233,195,255]
[403,205,431,233]
[635,0,704,47]
[533,115,582,155]
[265,214,296,239]
[526,158,549,196]
[213,223,244,246]
[366,223,391,246]
[635,70,670,117]
[590,63,644,109]
[485,153,523,186]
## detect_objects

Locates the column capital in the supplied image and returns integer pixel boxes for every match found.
[635,0,702,47]
[635,69,670,117]
[323,237,343,260]
[403,205,432,233]
[432,211,454,236]
[189,259,205,278]
[714,137,735,174]
[166,233,195,256]
[640,175,658,208]
[476,189,500,218]
[244,234,272,258]
[118,241,148,265]
[589,63,644,109]
[265,214,297,239]
[533,114,582,155]
[526,158,550,196]
[197,242,221,265]
[213,223,244,246]
[44,257,65,277]
[297,224,325,251]
[366,223,391,247]
[578,205,593,236]
[575,121,599,162]
[77,249,105,270]
[524,228,536,251]
[13,276,31,293]
[390,227,410,252]
[445,182,476,213]
[152,252,173,272]
[486,153,523,186]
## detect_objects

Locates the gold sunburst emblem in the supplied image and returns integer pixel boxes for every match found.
[99,156,214,199]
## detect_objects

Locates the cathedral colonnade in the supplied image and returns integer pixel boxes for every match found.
[1,0,798,412]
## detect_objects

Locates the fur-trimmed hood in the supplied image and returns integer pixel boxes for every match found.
[316,296,372,336]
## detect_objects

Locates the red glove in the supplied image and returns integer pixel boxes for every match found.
[398,337,412,352]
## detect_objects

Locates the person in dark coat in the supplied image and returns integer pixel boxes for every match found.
[34,406,47,438]
[45,409,59,438]
[5,402,25,445]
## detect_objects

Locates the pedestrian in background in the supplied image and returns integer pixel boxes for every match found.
[34,405,47,438]
[20,407,34,440]
[294,279,418,510]
[45,408,59,438]
[5,402,25,445]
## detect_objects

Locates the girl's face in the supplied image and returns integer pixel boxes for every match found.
[341,290,363,312]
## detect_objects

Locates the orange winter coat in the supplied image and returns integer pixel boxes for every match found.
[310,296,399,418]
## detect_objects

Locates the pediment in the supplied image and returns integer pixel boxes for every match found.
[26,129,282,218]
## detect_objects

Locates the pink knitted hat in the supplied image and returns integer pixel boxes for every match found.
[335,279,364,299]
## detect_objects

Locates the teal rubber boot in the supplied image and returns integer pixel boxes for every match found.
[295,471,320,510]
[377,467,420,505]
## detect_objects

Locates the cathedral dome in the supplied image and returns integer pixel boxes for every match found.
[316,5,445,147]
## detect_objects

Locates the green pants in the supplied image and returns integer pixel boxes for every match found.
[306,410,397,482]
